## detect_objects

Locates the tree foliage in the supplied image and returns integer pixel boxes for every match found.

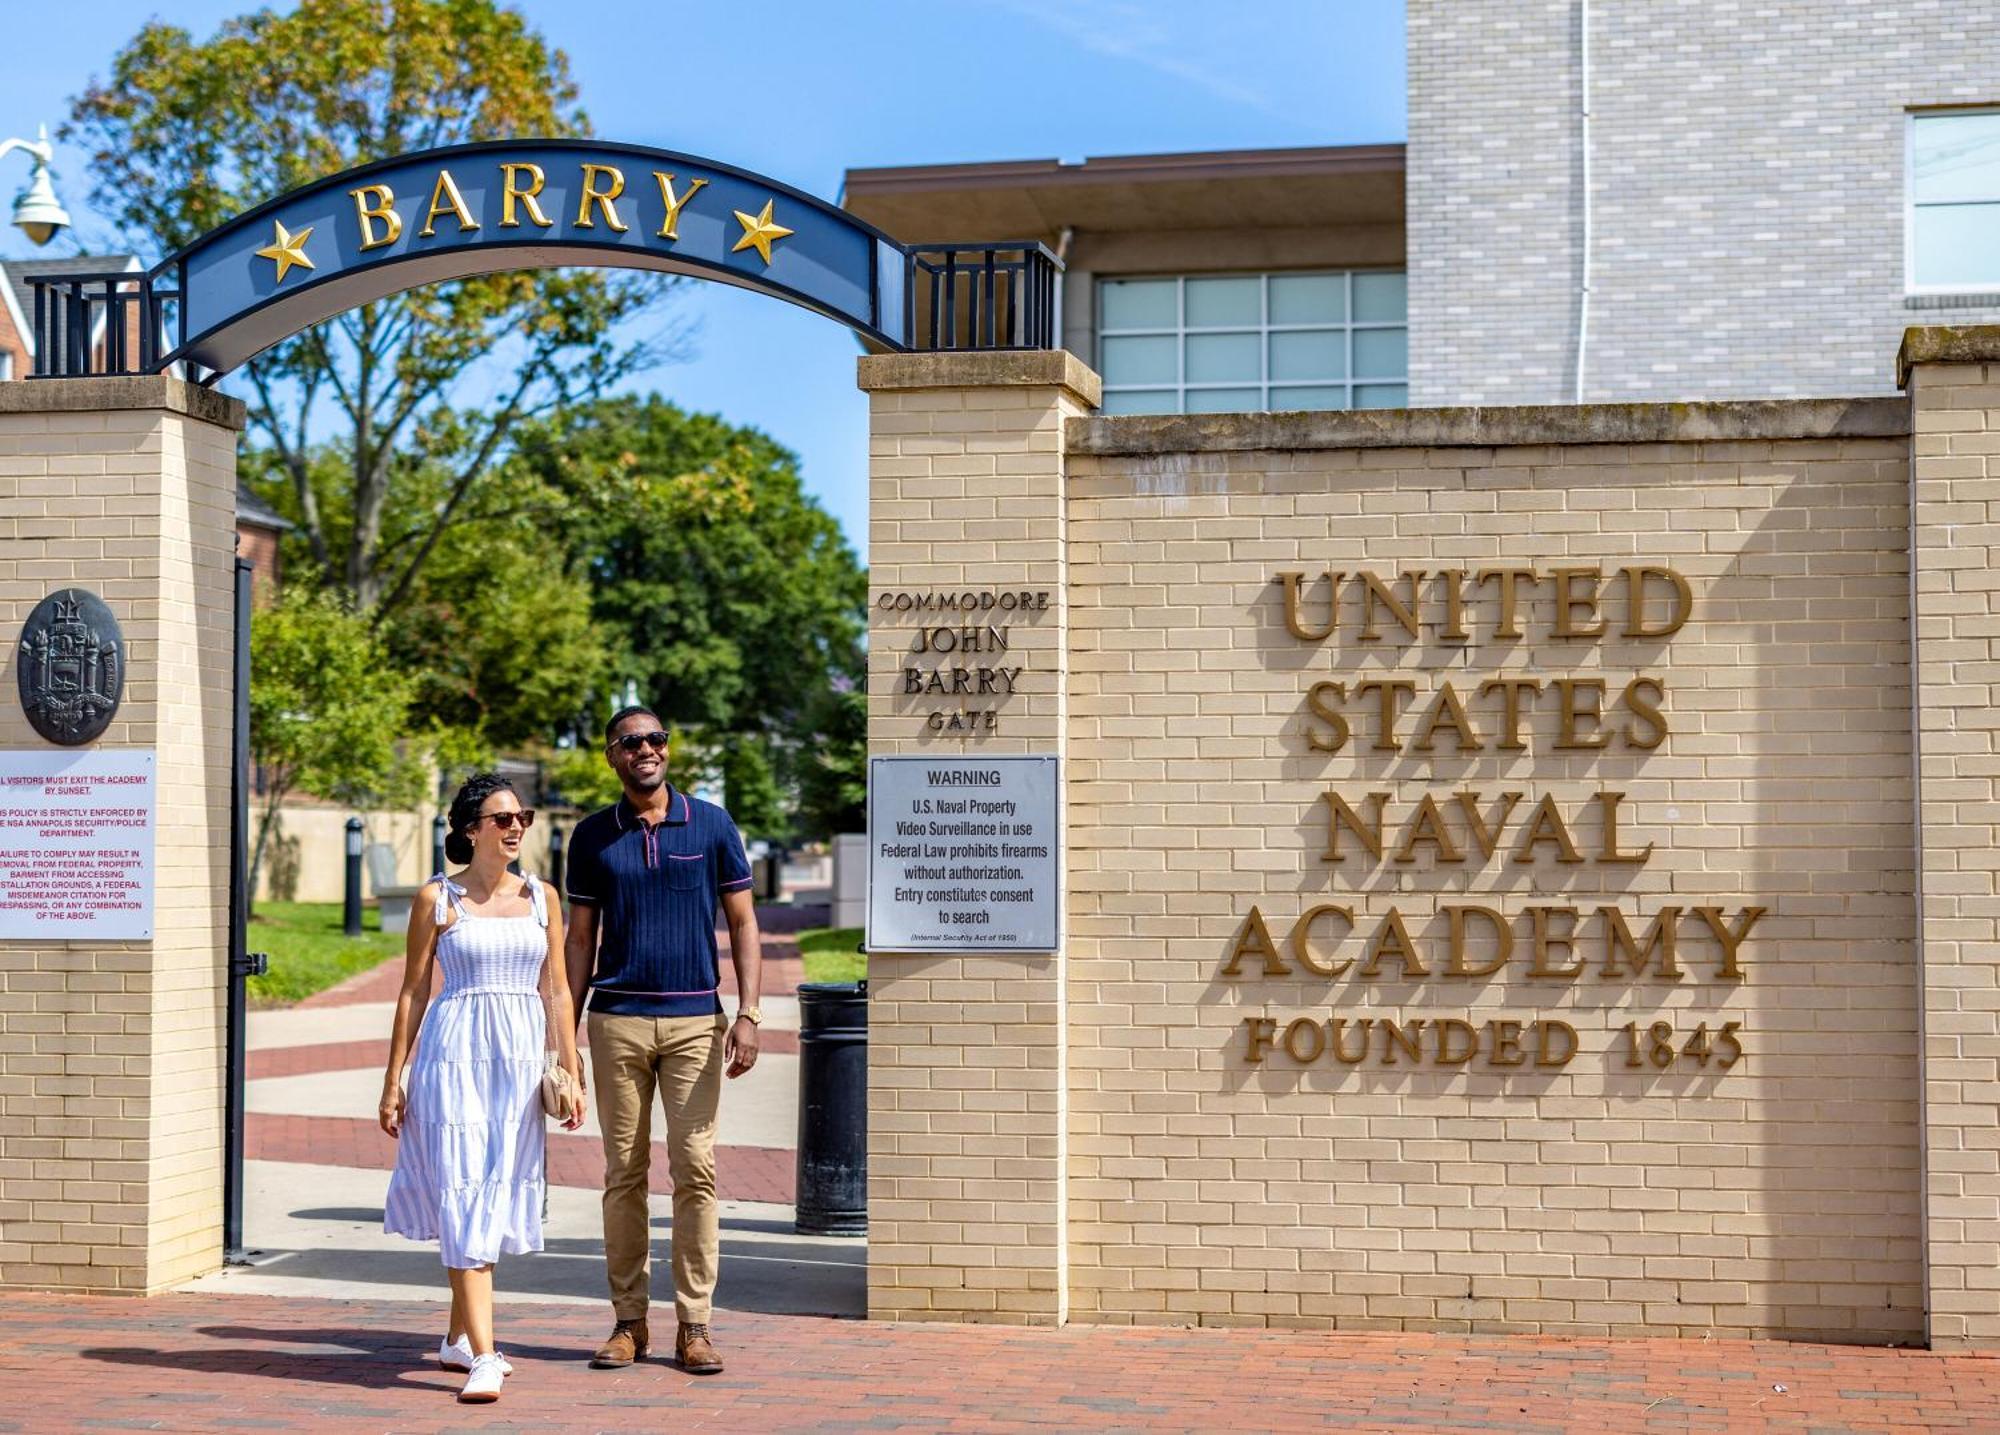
[383,496,613,751]
[247,587,421,903]
[69,0,672,614]
[509,395,869,836]
[515,396,867,726]
[793,683,868,838]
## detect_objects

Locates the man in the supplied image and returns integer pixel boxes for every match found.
[564,704,763,1374]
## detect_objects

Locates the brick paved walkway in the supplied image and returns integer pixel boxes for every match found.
[247,899,816,1215]
[292,923,808,1011]
[248,1112,797,1203]
[0,1292,1995,1432]
[246,1030,798,1081]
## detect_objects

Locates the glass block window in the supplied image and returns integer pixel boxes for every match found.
[1909,110,2000,292]
[1097,270,1407,415]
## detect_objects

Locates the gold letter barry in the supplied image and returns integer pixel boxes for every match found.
[576,163,630,232]
[349,183,403,251]
[499,163,553,229]
[418,169,478,238]
[653,171,708,240]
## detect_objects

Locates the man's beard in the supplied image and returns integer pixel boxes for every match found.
[625,766,667,793]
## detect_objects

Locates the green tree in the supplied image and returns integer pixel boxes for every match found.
[544,726,715,815]
[385,500,613,750]
[248,588,420,905]
[718,736,786,837]
[794,683,868,838]
[544,745,625,814]
[70,0,671,616]
[510,395,868,834]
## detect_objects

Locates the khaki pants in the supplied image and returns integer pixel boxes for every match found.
[588,1011,726,1324]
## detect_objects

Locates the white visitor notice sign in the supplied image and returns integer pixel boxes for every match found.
[867,754,1059,953]
[0,750,157,941]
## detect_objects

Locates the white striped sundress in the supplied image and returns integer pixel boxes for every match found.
[383,873,550,1268]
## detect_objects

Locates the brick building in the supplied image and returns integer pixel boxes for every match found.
[843,147,1406,414]
[1406,0,2000,405]
[846,0,2000,412]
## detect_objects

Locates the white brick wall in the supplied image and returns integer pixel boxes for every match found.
[1408,0,2000,405]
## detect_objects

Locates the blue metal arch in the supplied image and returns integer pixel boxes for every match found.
[155,138,915,374]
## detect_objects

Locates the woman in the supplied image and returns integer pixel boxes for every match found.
[378,773,584,1404]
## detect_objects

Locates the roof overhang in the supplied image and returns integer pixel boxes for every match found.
[841,144,1405,246]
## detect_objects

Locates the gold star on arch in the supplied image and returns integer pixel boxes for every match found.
[255,219,316,284]
[731,199,793,266]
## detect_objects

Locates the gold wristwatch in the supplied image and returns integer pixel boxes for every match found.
[737,1007,762,1025]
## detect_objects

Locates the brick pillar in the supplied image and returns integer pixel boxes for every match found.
[1904,327,2000,1349]
[0,378,243,1292]
[858,351,1100,1324]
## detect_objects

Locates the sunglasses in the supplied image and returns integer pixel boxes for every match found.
[611,730,669,754]
[477,809,536,831]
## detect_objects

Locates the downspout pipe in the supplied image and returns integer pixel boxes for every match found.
[1574,0,1593,405]
[1055,226,1074,357]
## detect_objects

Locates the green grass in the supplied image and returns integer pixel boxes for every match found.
[796,926,866,985]
[247,901,404,1005]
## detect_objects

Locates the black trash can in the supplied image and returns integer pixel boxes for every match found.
[795,980,867,1236]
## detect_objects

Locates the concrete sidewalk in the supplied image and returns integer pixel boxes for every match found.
[228,902,841,1316]
[3,1290,1997,1432]
[194,1162,862,1318]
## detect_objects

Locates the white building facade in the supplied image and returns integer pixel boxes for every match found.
[1407,0,2000,405]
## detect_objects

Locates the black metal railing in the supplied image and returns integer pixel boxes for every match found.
[22,241,1059,379]
[26,271,178,379]
[907,242,1061,352]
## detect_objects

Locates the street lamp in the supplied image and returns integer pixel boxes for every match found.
[1,125,71,246]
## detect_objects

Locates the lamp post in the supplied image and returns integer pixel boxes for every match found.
[343,817,364,937]
[0,125,71,246]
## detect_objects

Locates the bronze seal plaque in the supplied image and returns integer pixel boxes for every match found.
[16,589,124,746]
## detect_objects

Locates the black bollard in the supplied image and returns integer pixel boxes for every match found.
[549,823,566,895]
[795,981,868,1236]
[343,816,364,936]
[432,813,448,877]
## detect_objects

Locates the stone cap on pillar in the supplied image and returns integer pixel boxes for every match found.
[857,348,1101,408]
[0,374,246,430]
[1898,324,2000,389]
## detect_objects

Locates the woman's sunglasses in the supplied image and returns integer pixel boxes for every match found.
[612,730,669,754]
[477,809,536,831]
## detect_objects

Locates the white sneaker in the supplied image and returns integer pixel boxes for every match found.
[458,1353,505,1403]
[440,1336,512,1375]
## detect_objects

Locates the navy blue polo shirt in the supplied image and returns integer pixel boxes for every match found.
[565,786,753,1017]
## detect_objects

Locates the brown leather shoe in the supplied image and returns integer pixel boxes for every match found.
[590,1317,649,1369]
[676,1321,723,1374]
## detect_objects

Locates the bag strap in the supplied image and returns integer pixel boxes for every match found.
[534,875,561,1057]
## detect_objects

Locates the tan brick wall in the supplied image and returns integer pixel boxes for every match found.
[0,379,241,1293]
[864,351,1942,1339]
[861,352,1098,1323]
[1908,345,2000,1349]
[1058,424,1920,1339]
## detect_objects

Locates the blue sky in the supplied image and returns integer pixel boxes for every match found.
[0,1,1405,553]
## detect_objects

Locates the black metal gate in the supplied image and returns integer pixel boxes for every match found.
[223,553,266,1261]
